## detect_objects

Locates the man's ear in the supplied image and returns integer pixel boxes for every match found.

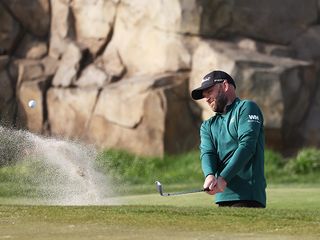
[223,80,229,91]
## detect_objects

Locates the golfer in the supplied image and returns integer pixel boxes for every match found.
[191,70,266,208]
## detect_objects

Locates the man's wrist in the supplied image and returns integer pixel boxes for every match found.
[218,174,228,182]
[218,176,225,180]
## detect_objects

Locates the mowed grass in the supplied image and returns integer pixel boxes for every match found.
[0,185,319,240]
[1,148,320,239]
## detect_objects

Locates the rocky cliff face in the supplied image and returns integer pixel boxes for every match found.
[1,0,320,156]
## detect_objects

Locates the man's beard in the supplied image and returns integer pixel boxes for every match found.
[213,90,228,113]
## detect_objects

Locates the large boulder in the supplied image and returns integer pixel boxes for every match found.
[0,55,9,72]
[15,33,48,59]
[96,45,126,81]
[49,0,75,59]
[291,26,320,61]
[47,88,98,139]
[199,0,317,44]
[0,69,14,108]
[302,87,320,148]
[15,59,46,85]
[13,57,58,87]
[190,40,317,150]
[52,42,83,87]
[17,78,50,133]
[235,37,294,58]
[2,0,50,38]
[13,57,56,131]
[0,56,16,126]
[0,4,21,54]
[86,73,198,156]
[71,0,117,55]
[109,0,191,76]
[75,64,109,88]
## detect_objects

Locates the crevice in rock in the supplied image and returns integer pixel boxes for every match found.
[77,48,94,79]
[40,77,53,135]
[83,87,102,137]
[5,59,19,128]
[95,24,114,59]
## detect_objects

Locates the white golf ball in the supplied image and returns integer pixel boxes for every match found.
[28,100,36,108]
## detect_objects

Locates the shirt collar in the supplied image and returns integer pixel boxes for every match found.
[225,97,240,112]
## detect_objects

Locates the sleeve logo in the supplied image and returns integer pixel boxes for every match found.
[248,114,260,123]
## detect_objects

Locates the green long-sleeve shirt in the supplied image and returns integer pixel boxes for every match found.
[200,98,266,207]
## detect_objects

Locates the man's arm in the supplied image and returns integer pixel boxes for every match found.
[200,121,218,177]
[219,101,263,182]
[200,121,219,193]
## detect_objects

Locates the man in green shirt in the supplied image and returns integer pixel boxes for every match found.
[191,70,266,208]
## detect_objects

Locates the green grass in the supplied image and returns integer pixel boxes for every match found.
[0,206,318,240]
[1,148,320,239]
[1,148,320,198]
[114,184,320,209]
[0,185,320,240]
[96,150,203,185]
[97,148,320,187]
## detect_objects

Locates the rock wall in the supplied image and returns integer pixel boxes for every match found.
[1,0,320,156]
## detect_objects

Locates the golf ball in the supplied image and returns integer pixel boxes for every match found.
[28,100,36,108]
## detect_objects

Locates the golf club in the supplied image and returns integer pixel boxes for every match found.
[155,181,210,196]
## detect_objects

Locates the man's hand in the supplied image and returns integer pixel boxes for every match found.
[203,175,227,195]
[215,176,227,192]
[203,175,217,195]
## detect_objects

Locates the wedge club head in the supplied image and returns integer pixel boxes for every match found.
[155,181,164,196]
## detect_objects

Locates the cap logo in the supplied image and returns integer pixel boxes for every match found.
[202,78,224,83]
[214,79,225,82]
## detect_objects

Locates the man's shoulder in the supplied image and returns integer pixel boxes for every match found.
[236,99,264,123]
[237,99,262,111]
[201,115,217,129]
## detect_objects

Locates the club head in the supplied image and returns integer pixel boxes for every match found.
[155,181,163,196]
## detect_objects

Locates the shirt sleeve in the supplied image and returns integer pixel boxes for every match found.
[200,121,219,177]
[220,101,263,182]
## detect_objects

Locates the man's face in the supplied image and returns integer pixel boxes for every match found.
[202,84,228,113]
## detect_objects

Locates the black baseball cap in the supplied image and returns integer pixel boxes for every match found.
[191,70,236,100]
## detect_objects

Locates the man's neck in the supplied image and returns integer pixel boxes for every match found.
[227,96,236,106]
[222,96,237,113]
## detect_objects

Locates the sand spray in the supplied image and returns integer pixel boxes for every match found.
[0,126,115,205]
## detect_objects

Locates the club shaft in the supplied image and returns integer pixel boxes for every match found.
[161,188,209,196]
[155,181,209,197]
